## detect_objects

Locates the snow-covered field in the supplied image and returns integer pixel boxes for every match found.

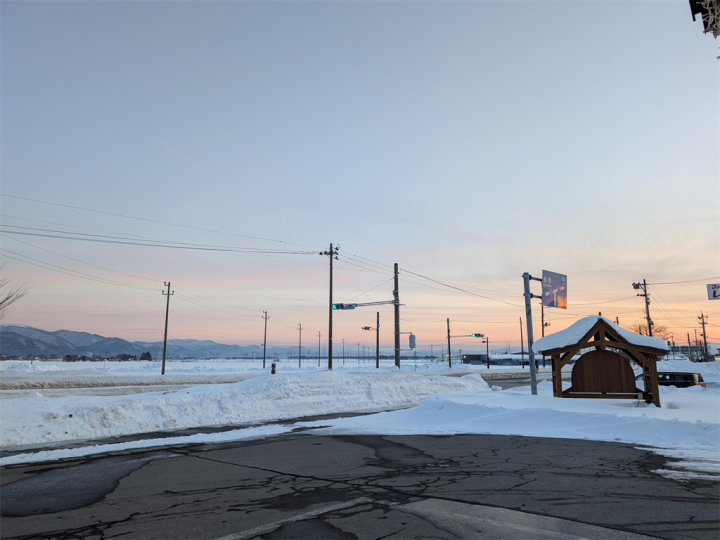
[0,358,544,376]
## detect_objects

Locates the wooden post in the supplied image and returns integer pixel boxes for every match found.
[648,355,661,407]
[551,356,563,397]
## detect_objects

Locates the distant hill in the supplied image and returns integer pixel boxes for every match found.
[0,325,308,359]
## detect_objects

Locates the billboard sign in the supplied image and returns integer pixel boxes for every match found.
[542,270,567,309]
[708,284,720,300]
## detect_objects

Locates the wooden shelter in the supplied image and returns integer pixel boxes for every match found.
[534,316,668,407]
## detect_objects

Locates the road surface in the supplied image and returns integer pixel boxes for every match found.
[2,433,717,539]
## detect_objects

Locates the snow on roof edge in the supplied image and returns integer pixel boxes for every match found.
[533,316,667,354]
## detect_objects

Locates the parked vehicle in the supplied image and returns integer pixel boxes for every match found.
[635,371,707,389]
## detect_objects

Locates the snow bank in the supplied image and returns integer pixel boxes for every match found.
[0,424,294,466]
[0,371,490,448]
[303,382,720,478]
[534,316,667,354]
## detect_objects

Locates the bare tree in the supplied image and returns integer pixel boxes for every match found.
[634,321,671,340]
[0,265,30,320]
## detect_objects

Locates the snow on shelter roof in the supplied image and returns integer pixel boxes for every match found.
[533,316,668,354]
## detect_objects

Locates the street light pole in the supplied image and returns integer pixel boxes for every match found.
[298,323,302,368]
[262,311,269,369]
[446,318,452,368]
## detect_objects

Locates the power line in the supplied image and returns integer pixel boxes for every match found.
[0,233,160,283]
[0,228,316,255]
[345,277,394,301]
[0,249,157,292]
[648,275,720,285]
[400,268,523,309]
[3,193,323,249]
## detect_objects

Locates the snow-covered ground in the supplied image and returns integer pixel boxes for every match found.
[2,360,718,481]
[0,371,490,449]
[302,380,720,481]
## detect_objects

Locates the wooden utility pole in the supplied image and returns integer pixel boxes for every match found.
[321,243,339,371]
[298,323,302,368]
[394,263,400,368]
[446,318,452,368]
[161,282,174,375]
[376,312,380,369]
[317,331,321,367]
[632,280,653,336]
[262,311,269,369]
[687,333,693,361]
[699,313,709,362]
[485,337,490,369]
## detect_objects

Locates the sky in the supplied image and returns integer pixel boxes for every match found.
[1,0,718,354]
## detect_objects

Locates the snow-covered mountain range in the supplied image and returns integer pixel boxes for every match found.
[0,325,303,358]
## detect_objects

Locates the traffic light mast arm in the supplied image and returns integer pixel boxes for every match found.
[354,300,397,307]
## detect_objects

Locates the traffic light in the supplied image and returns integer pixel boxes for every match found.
[362,326,374,331]
[409,334,416,349]
[332,303,357,310]
[471,333,484,338]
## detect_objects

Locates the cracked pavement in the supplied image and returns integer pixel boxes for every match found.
[1,434,718,539]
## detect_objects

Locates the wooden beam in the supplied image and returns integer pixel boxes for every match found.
[552,356,563,397]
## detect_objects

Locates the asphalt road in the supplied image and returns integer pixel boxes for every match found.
[2,433,718,540]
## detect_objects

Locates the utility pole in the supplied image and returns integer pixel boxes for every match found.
[342,338,345,365]
[161,282,174,375]
[485,337,490,369]
[632,279,653,336]
[540,300,546,368]
[446,318,452,368]
[357,342,360,364]
[320,243,339,370]
[376,312,380,369]
[298,324,302,368]
[522,272,540,395]
[262,311,269,369]
[519,317,525,367]
[317,331,321,367]
[394,263,401,368]
[699,313,709,362]
[687,333,693,362]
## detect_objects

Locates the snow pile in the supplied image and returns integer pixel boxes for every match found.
[0,371,490,448]
[304,381,720,479]
[3,363,63,373]
[534,316,667,354]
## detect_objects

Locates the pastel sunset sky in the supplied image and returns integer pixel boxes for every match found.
[2,1,718,352]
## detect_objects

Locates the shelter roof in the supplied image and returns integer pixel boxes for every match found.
[533,316,667,355]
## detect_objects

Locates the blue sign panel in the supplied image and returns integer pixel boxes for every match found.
[542,270,567,309]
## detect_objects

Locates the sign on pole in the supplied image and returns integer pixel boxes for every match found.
[708,284,720,300]
[542,270,567,309]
